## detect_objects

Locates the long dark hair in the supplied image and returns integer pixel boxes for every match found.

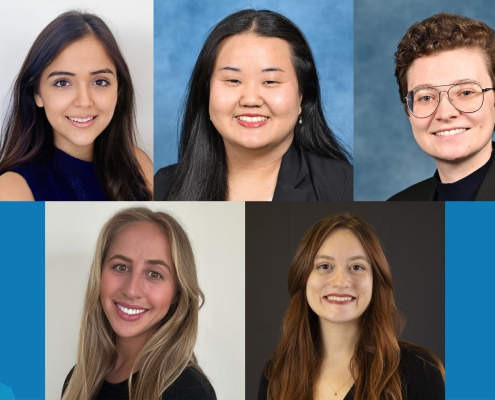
[266,214,444,400]
[165,9,350,200]
[0,11,151,200]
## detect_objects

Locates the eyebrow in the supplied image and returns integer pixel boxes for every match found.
[411,79,481,91]
[315,255,370,263]
[46,68,115,79]
[218,66,285,73]
[106,254,172,272]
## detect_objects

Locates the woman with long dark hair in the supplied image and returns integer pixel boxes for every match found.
[155,9,352,201]
[260,214,444,400]
[62,207,216,399]
[0,11,152,201]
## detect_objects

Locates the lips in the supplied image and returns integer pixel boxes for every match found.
[235,114,269,128]
[65,115,98,128]
[433,127,469,136]
[113,301,149,321]
[323,293,356,304]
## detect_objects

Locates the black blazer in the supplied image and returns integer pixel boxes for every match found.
[388,148,495,201]
[154,142,353,201]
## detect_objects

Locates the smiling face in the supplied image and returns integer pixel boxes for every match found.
[406,48,495,174]
[34,35,118,161]
[306,229,373,328]
[209,33,302,154]
[100,222,177,343]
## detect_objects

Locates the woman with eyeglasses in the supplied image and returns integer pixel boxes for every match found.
[389,12,495,201]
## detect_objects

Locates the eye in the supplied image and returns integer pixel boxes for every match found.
[113,264,129,273]
[263,80,278,85]
[226,79,241,84]
[459,90,474,97]
[349,264,366,273]
[148,270,163,280]
[54,79,71,87]
[418,95,433,102]
[94,79,110,87]
[316,263,331,271]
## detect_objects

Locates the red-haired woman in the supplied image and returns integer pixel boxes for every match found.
[259,214,444,400]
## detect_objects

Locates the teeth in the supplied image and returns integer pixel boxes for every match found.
[117,304,146,315]
[237,116,268,122]
[68,116,95,123]
[325,296,353,302]
[435,128,467,136]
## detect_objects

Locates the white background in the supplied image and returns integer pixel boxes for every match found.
[0,0,153,160]
[46,202,246,400]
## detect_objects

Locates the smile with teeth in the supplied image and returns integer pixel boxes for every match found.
[236,115,268,122]
[67,116,96,123]
[116,303,148,315]
[434,128,467,136]
[324,296,354,302]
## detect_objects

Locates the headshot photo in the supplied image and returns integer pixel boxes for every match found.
[45,202,245,400]
[354,0,495,200]
[154,1,353,201]
[246,202,445,400]
[0,0,153,201]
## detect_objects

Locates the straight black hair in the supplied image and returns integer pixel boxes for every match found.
[165,9,350,201]
[0,11,151,200]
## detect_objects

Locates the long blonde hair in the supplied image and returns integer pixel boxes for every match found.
[62,207,205,400]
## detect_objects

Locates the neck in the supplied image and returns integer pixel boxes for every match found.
[113,334,149,374]
[225,138,292,201]
[54,141,94,162]
[319,319,360,362]
[436,142,492,183]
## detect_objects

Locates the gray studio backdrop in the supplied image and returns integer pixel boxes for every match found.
[154,0,353,173]
[354,0,495,200]
[246,202,444,399]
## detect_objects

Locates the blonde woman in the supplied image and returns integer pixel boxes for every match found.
[61,207,216,399]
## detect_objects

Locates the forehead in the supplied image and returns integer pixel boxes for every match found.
[407,47,491,89]
[317,228,366,256]
[214,33,295,71]
[42,36,115,75]
[107,222,171,257]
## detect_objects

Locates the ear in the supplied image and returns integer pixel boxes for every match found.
[299,94,303,115]
[34,93,43,108]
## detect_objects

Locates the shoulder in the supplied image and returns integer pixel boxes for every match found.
[399,344,445,400]
[61,366,75,396]
[154,164,178,201]
[388,177,435,201]
[163,367,216,400]
[302,151,354,200]
[134,146,153,194]
[258,366,269,400]
[0,171,35,201]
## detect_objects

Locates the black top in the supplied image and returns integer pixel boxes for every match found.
[388,143,495,201]
[154,141,353,201]
[11,147,106,201]
[63,367,216,400]
[258,345,444,400]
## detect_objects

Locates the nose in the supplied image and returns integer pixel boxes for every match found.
[330,267,350,288]
[73,85,93,108]
[434,91,460,120]
[122,272,143,299]
[239,81,263,107]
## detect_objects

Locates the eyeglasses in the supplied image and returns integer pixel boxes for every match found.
[405,82,494,118]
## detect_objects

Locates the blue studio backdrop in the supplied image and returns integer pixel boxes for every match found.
[354,0,495,200]
[154,0,353,173]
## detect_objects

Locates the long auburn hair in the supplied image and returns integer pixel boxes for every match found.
[266,213,444,400]
[165,9,350,200]
[0,11,151,200]
[62,207,204,400]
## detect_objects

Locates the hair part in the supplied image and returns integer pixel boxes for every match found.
[165,9,350,200]
[266,213,444,400]
[62,207,204,400]
[0,11,151,200]
[395,12,495,114]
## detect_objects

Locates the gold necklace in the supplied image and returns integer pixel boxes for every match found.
[323,373,352,396]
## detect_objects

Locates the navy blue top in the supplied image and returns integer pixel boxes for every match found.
[11,147,106,201]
